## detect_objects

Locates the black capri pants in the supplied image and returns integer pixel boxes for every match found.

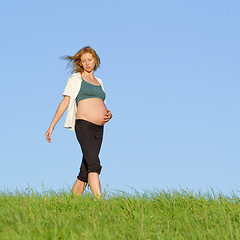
[75,119,104,183]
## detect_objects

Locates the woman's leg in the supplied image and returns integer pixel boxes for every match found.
[88,124,104,199]
[72,178,87,196]
[88,172,103,199]
[72,154,88,196]
[75,119,104,198]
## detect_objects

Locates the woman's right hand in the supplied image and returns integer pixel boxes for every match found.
[45,127,54,143]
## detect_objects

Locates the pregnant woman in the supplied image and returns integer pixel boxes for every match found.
[45,46,112,199]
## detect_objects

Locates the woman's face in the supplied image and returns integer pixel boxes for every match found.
[80,53,96,72]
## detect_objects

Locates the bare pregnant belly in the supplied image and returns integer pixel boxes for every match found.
[76,98,107,126]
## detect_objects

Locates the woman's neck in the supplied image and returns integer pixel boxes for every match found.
[81,71,94,80]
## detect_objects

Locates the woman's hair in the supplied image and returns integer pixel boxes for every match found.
[62,46,101,73]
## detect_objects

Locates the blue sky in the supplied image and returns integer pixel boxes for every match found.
[0,0,239,196]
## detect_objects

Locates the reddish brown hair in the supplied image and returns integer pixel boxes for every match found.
[62,46,101,73]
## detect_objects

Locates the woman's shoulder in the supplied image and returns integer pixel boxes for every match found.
[95,76,103,83]
[70,72,81,79]
[66,72,81,83]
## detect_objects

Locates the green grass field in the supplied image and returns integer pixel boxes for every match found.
[1,188,240,240]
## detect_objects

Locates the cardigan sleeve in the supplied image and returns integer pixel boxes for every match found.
[62,75,74,97]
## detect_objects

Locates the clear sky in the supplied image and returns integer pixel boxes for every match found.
[1,0,239,196]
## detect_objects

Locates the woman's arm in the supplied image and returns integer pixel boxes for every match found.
[45,96,70,143]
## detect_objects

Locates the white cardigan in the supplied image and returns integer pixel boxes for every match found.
[62,72,106,131]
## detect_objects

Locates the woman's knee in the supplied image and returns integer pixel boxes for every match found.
[77,172,88,183]
[88,165,102,175]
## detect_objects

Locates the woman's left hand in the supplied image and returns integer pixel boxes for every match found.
[103,110,112,124]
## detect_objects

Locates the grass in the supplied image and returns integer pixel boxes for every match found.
[1,187,240,240]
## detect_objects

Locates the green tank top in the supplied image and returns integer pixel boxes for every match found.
[76,77,106,105]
